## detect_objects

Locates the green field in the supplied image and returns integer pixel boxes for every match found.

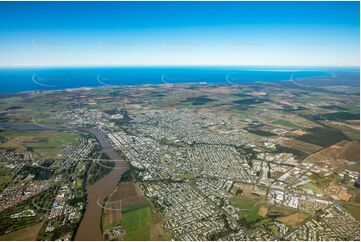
[301,182,324,194]
[229,196,262,223]
[0,165,12,190]
[26,131,79,154]
[0,130,79,158]
[121,205,152,240]
[181,171,194,180]
[268,205,296,217]
[327,122,360,141]
[230,196,257,209]
[343,203,360,220]
[309,173,336,189]
[272,120,304,129]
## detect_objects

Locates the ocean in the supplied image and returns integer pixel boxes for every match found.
[0,66,339,94]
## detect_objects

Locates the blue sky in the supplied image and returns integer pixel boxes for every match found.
[0,1,359,67]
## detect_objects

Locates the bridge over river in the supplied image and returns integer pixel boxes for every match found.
[0,124,128,240]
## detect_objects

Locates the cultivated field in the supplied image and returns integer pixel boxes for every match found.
[303,140,360,172]
[325,182,352,202]
[0,130,79,158]
[276,212,310,227]
[102,200,122,229]
[0,222,42,241]
[258,205,268,217]
[102,182,150,240]
[121,205,152,240]
[275,137,322,154]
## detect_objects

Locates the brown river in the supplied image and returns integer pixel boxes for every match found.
[74,129,128,241]
[0,125,128,240]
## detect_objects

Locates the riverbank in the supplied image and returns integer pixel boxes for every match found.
[74,129,128,241]
[0,124,129,240]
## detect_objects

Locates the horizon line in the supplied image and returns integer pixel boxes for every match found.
[0,64,359,69]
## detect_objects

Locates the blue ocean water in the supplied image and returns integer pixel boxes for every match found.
[0,66,337,94]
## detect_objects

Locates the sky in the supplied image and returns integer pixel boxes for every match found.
[0,1,359,67]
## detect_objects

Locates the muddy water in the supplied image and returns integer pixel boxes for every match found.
[75,129,128,241]
[0,125,129,240]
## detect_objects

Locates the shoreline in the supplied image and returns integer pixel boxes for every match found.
[0,67,336,95]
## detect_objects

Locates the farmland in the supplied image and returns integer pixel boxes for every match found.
[303,140,360,172]
[276,212,310,227]
[0,130,79,158]
[121,205,153,240]
[0,222,43,241]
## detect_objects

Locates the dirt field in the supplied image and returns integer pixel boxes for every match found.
[276,137,322,154]
[290,130,308,136]
[103,200,122,228]
[197,86,235,94]
[110,182,145,209]
[231,182,253,196]
[102,182,146,234]
[150,212,172,241]
[0,223,42,241]
[303,140,360,172]
[276,212,310,227]
[258,205,268,217]
[325,182,352,202]
[102,182,170,240]
[329,121,360,130]
[230,182,267,199]
[0,136,32,152]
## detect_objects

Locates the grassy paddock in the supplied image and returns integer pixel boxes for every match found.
[121,206,152,240]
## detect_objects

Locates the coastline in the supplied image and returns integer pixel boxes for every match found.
[0,66,335,95]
